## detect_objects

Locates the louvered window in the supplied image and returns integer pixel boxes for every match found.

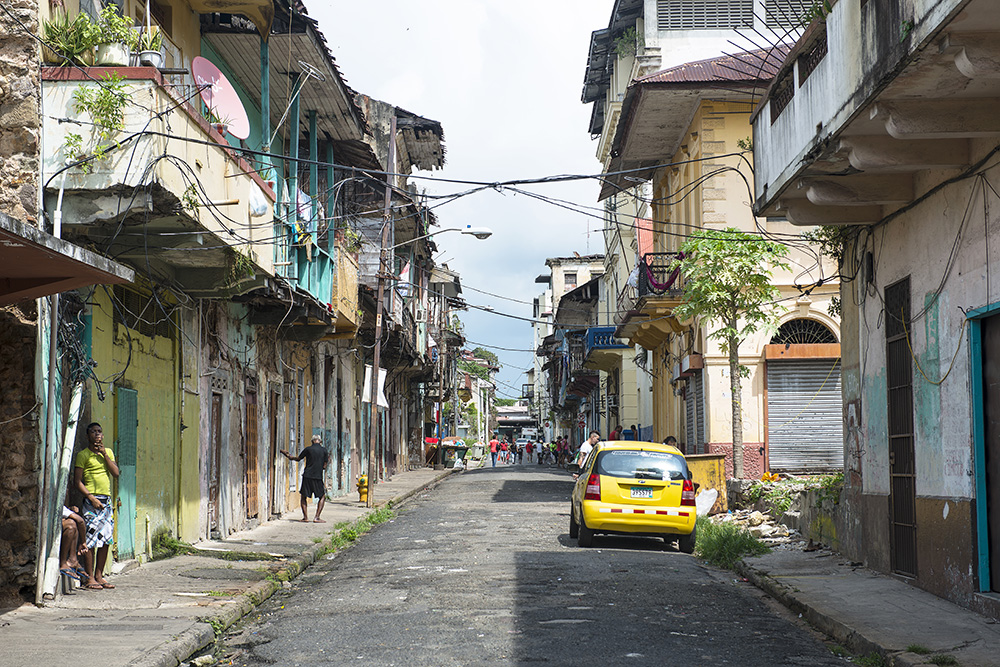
[112,285,172,339]
[764,0,819,30]
[657,0,753,30]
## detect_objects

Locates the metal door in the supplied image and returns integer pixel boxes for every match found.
[244,390,259,519]
[336,375,344,491]
[980,313,1000,591]
[685,372,705,454]
[115,387,138,560]
[886,277,917,577]
[766,359,844,471]
[209,393,223,536]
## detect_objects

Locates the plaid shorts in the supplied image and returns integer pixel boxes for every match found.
[82,495,114,549]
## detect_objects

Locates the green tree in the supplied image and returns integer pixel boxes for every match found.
[471,347,500,369]
[672,228,789,479]
[495,398,516,407]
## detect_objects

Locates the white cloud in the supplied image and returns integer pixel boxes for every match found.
[313,0,611,395]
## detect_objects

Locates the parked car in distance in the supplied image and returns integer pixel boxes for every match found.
[514,438,529,449]
[569,441,697,552]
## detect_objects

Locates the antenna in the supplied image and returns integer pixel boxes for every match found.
[267,60,326,150]
[191,56,251,140]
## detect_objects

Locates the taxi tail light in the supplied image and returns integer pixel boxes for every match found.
[584,473,601,500]
[681,479,696,506]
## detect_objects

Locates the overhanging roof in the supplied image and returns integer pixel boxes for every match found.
[0,213,133,306]
[599,49,782,201]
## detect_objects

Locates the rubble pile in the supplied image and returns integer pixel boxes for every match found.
[709,509,802,549]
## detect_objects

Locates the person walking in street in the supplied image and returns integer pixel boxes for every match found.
[489,435,499,467]
[281,434,330,522]
[74,422,120,590]
[573,430,601,480]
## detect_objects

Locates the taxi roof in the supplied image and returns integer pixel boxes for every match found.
[596,440,684,457]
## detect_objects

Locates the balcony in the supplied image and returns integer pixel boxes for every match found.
[330,242,359,335]
[616,252,685,348]
[583,326,628,372]
[41,67,276,296]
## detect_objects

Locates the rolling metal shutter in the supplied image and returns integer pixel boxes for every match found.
[767,359,843,471]
[685,372,705,454]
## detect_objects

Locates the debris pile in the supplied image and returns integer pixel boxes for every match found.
[709,509,801,548]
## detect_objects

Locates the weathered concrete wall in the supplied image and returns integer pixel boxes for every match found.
[0,304,39,605]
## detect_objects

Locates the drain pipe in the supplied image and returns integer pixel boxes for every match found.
[34,171,68,604]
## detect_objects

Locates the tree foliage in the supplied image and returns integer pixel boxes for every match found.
[672,228,789,478]
[671,228,789,351]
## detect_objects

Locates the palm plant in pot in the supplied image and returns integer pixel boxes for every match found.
[42,10,99,66]
[94,5,137,66]
[137,25,162,68]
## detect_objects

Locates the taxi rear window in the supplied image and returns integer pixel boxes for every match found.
[595,450,689,481]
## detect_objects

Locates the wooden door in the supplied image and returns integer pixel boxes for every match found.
[244,390,259,519]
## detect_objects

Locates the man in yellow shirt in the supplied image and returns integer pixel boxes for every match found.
[74,422,120,590]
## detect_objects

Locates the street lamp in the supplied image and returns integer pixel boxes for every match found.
[386,224,493,251]
[367,160,492,503]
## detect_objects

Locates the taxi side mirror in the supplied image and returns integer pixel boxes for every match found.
[567,463,580,474]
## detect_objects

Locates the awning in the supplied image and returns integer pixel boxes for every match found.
[0,213,133,306]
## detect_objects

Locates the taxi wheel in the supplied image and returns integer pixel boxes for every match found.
[569,505,579,539]
[577,518,595,548]
[677,524,697,554]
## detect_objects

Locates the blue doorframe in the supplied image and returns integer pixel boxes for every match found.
[966,302,1000,592]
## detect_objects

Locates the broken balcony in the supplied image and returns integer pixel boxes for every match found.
[41,67,276,297]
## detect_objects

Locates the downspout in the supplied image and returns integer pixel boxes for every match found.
[34,172,67,604]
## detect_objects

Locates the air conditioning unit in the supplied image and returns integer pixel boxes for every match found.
[607,394,619,408]
[415,309,427,323]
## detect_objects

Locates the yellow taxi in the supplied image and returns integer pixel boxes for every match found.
[570,441,697,552]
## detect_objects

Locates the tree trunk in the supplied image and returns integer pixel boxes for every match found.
[728,329,744,479]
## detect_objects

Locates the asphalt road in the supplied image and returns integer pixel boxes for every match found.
[223,463,847,666]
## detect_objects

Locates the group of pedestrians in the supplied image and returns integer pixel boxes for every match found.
[488,437,523,466]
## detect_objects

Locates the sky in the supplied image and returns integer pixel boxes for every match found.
[314,1,613,400]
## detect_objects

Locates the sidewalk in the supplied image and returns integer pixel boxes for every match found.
[737,547,1000,667]
[0,467,455,667]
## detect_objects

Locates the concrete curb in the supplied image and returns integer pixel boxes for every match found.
[132,468,457,667]
[735,559,901,665]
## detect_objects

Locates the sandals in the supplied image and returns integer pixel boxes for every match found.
[59,568,82,581]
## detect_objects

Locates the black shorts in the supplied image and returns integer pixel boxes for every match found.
[300,477,326,499]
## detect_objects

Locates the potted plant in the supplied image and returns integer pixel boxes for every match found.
[94,5,137,66]
[137,25,163,68]
[43,11,98,66]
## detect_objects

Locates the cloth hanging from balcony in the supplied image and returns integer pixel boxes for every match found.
[643,252,685,292]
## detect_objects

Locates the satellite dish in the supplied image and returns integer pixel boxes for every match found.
[192,56,251,140]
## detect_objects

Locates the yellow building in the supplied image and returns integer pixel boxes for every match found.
[603,52,841,477]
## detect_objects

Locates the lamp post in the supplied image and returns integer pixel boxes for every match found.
[367,180,491,501]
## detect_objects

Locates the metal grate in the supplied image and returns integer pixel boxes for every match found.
[885,277,917,577]
[657,0,753,30]
[769,70,795,122]
[771,318,838,344]
[798,33,828,85]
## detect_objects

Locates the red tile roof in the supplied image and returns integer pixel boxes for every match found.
[635,47,790,86]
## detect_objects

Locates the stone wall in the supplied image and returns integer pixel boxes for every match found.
[0,0,40,224]
[0,303,40,606]
[0,0,41,605]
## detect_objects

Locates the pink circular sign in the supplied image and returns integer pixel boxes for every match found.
[192,56,251,140]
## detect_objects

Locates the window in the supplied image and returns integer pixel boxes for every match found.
[657,0,753,31]
[564,272,578,292]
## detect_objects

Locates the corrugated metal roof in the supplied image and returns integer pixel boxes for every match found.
[634,47,788,86]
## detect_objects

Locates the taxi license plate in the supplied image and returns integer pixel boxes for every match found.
[630,487,652,499]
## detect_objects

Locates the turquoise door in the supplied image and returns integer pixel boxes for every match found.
[116,387,138,560]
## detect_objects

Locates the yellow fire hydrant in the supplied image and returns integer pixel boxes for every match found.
[356,475,368,504]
